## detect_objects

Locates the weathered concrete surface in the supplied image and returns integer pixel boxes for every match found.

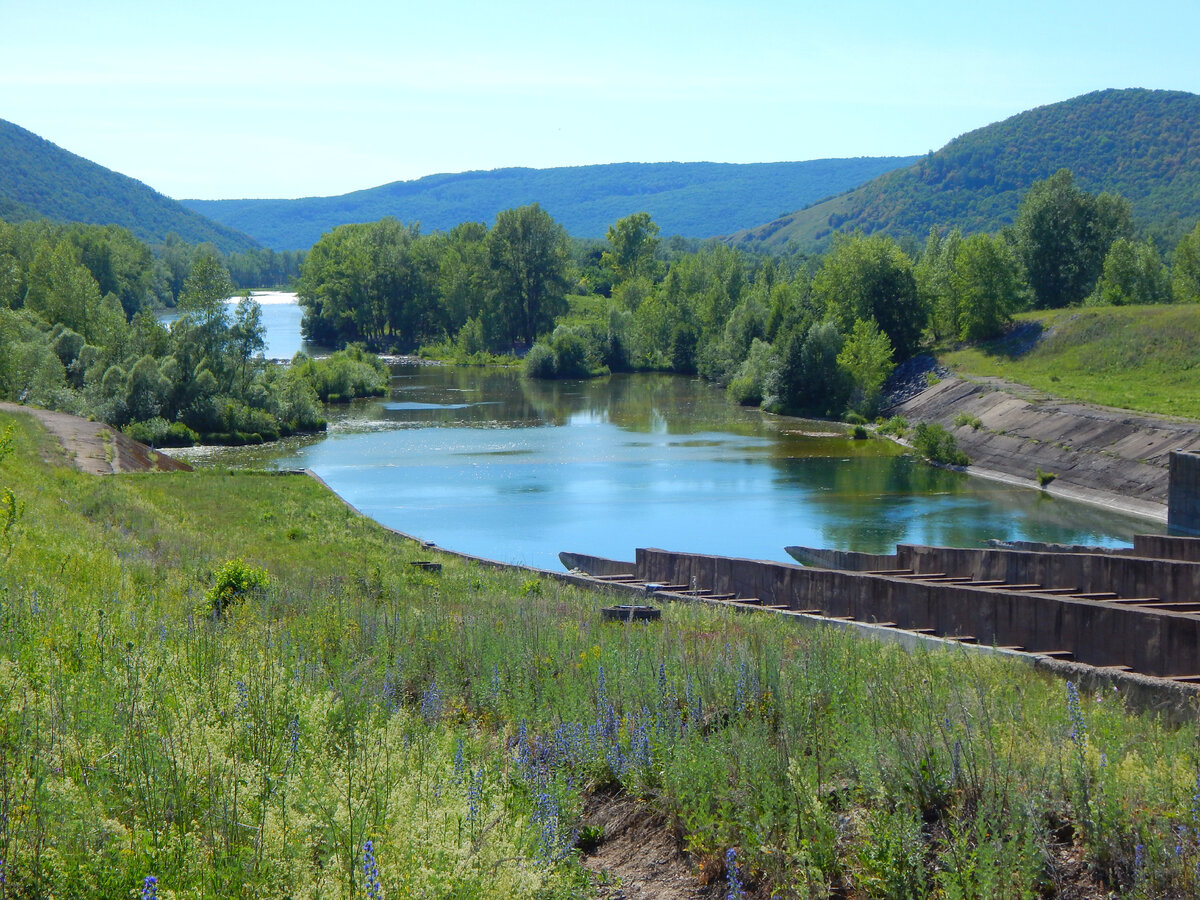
[785,545,900,571]
[896,544,1200,606]
[559,551,636,576]
[889,377,1200,519]
[1134,534,1200,562]
[1169,451,1200,534]
[637,547,1200,678]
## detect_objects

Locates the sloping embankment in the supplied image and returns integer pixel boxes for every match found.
[888,377,1200,520]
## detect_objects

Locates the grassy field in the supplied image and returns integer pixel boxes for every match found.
[942,304,1200,419]
[3,406,1200,898]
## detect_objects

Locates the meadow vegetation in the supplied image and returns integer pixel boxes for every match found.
[943,305,1200,419]
[3,407,1200,898]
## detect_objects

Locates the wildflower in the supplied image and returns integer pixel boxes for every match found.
[1065,681,1086,747]
[362,839,382,900]
[420,679,443,724]
[725,848,746,900]
[141,875,158,900]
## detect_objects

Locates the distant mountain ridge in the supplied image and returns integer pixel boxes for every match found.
[733,89,1200,252]
[181,158,919,251]
[0,118,258,253]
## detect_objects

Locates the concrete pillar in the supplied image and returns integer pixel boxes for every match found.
[1169,451,1200,535]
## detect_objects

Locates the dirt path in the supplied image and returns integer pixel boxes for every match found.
[0,402,191,474]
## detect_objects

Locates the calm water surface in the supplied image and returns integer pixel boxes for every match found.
[185,360,1161,570]
[158,291,314,360]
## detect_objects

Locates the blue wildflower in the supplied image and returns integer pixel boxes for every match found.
[725,847,746,900]
[362,839,382,900]
[141,875,158,900]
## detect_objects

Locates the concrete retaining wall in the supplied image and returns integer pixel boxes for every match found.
[1134,534,1200,563]
[784,545,900,571]
[895,544,1200,605]
[637,548,1200,677]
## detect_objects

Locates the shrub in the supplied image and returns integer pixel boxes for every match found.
[726,375,761,406]
[522,342,557,379]
[912,422,969,466]
[205,558,270,616]
[1036,467,1057,488]
[877,415,909,438]
[953,412,983,430]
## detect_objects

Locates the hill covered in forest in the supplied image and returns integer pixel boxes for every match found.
[0,118,259,253]
[181,157,918,251]
[733,89,1200,252]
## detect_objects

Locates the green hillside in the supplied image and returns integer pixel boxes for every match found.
[0,118,259,253]
[944,304,1200,418]
[735,89,1200,252]
[181,157,918,251]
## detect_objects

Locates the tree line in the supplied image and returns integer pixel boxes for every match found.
[297,170,1200,421]
[0,218,369,446]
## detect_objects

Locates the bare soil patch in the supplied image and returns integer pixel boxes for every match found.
[581,793,722,900]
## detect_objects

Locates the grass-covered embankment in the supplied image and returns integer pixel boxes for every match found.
[943,304,1200,419]
[3,406,1200,898]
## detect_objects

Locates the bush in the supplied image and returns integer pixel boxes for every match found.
[726,375,761,406]
[522,342,557,378]
[122,418,199,447]
[205,558,270,616]
[877,415,909,438]
[912,422,969,466]
[953,412,983,430]
[1036,467,1057,488]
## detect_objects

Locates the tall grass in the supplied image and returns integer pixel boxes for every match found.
[2,406,1200,897]
[943,304,1200,418]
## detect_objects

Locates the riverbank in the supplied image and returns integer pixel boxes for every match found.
[888,375,1200,523]
[3,404,1200,897]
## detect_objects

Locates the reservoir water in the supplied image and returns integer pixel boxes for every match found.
[179,307,1162,568]
[158,291,313,360]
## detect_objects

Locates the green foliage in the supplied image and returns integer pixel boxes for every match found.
[837,317,895,418]
[953,412,983,430]
[602,212,660,283]
[911,422,969,466]
[1173,223,1200,303]
[3,419,1200,896]
[292,345,388,403]
[0,239,330,444]
[1036,467,1058,488]
[813,234,923,360]
[0,422,22,562]
[0,117,257,252]
[952,232,1026,340]
[1088,237,1173,306]
[205,556,271,615]
[487,204,571,348]
[522,327,603,379]
[944,305,1200,418]
[877,415,909,437]
[1016,169,1132,309]
[741,88,1200,253]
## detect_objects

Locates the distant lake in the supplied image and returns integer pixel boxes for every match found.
[180,357,1162,571]
[157,291,315,360]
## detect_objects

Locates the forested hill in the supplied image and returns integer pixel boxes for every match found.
[181,157,918,251]
[733,89,1200,252]
[0,119,259,253]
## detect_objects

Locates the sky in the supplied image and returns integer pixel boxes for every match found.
[2,0,1197,201]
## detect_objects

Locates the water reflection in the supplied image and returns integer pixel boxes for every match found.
[181,362,1162,568]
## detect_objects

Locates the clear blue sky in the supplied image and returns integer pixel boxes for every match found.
[2,0,1197,200]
